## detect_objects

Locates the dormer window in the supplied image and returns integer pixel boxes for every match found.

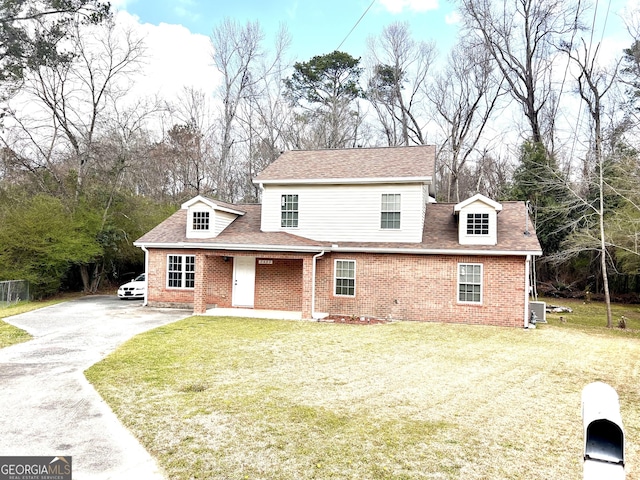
[455,194,502,246]
[192,211,210,231]
[467,213,489,235]
[182,195,245,239]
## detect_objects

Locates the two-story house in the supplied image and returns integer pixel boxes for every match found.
[134,145,542,327]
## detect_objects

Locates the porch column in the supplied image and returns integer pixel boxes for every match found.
[194,252,207,314]
[301,255,313,319]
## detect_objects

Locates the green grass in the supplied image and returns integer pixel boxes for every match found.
[542,296,640,333]
[86,308,640,480]
[0,295,80,348]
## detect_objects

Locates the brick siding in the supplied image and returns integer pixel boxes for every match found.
[315,252,526,327]
[147,248,527,327]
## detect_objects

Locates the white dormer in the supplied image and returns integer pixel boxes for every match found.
[182,195,244,239]
[454,194,502,246]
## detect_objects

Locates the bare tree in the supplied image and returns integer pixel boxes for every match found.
[458,0,584,151]
[558,39,620,327]
[211,19,289,201]
[6,18,145,292]
[366,22,435,146]
[23,18,145,198]
[429,39,505,202]
[235,28,291,201]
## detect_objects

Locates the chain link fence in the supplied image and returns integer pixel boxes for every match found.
[0,280,30,307]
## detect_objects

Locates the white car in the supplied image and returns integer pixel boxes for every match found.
[117,273,146,300]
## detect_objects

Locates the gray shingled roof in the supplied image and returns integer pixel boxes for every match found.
[135,206,327,249]
[254,145,436,183]
[135,201,542,255]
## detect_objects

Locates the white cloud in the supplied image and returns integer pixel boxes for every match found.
[173,0,201,22]
[379,0,439,14]
[444,11,461,25]
[110,0,132,10]
[115,11,221,102]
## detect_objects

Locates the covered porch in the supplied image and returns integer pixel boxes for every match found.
[192,250,324,319]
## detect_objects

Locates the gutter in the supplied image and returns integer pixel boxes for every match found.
[311,250,325,319]
[133,241,541,258]
[140,245,149,306]
[133,242,327,254]
[524,255,531,328]
[328,246,543,257]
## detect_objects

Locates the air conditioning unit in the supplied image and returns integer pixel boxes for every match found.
[529,301,547,324]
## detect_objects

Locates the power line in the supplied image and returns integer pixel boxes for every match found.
[336,0,376,52]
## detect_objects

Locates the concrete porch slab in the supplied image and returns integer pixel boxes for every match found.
[201,307,303,320]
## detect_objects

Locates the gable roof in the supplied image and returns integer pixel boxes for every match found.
[135,205,326,253]
[253,145,436,185]
[454,193,503,213]
[135,200,541,256]
[181,195,246,215]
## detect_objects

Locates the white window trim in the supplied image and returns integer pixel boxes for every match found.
[334,259,356,297]
[380,193,401,230]
[466,212,490,236]
[281,194,299,229]
[192,210,210,231]
[166,254,196,289]
[457,263,483,304]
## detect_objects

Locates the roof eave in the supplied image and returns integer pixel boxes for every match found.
[253,176,433,185]
[133,241,541,257]
[330,246,542,256]
[133,241,326,253]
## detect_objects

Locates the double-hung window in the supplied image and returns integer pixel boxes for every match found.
[458,263,482,303]
[334,260,356,297]
[281,194,298,228]
[381,194,401,229]
[192,211,210,231]
[167,255,195,288]
[467,213,489,235]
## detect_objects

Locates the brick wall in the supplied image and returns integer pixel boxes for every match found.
[314,252,527,327]
[147,248,527,327]
[147,249,196,307]
[255,258,303,310]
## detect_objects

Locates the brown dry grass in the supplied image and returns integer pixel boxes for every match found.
[86,317,640,479]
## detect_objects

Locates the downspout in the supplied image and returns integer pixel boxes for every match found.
[311,250,325,319]
[524,255,531,328]
[141,245,149,307]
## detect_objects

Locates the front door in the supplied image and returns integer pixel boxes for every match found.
[232,256,256,307]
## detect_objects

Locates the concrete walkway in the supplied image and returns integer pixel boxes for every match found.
[0,296,190,479]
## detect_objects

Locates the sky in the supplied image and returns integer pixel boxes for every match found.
[108,0,637,106]
[117,0,461,61]
[108,0,470,101]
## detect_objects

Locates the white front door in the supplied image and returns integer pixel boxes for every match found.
[232,256,256,307]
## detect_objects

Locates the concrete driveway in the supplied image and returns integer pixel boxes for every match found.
[0,295,190,479]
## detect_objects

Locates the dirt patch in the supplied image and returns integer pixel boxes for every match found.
[319,314,390,325]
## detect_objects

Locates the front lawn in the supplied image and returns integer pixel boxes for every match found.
[86,316,640,479]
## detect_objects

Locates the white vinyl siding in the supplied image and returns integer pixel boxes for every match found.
[261,184,426,242]
[167,255,195,289]
[458,263,482,303]
[213,210,238,236]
